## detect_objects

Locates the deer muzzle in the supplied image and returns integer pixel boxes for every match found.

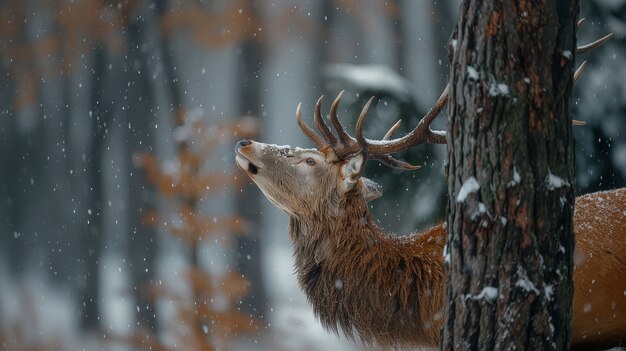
[235,140,260,175]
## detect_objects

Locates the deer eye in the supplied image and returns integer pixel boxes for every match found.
[305,158,316,166]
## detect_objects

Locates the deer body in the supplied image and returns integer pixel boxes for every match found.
[571,188,626,349]
[236,137,448,348]
[235,61,624,347]
[237,137,626,349]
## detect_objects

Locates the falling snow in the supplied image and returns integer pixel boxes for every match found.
[0,1,623,350]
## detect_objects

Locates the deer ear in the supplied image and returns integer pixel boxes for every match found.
[360,177,382,202]
[338,152,366,194]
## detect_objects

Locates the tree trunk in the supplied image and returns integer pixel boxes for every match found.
[235,0,268,320]
[80,44,106,330]
[125,15,158,331]
[442,1,578,350]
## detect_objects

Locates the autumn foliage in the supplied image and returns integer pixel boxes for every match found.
[124,111,261,350]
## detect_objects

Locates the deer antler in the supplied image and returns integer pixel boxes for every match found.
[572,20,614,125]
[297,87,447,170]
[296,25,612,169]
[577,32,614,54]
[296,102,327,150]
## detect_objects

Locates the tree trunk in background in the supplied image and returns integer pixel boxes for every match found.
[235,1,268,320]
[0,60,21,273]
[152,0,206,337]
[5,6,47,276]
[0,57,22,273]
[80,45,106,329]
[442,1,577,350]
[125,16,158,331]
[392,0,404,71]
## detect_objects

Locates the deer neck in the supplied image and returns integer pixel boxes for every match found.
[286,194,447,348]
[288,192,377,242]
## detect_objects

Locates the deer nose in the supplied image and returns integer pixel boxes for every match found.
[237,140,252,147]
[236,140,252,148]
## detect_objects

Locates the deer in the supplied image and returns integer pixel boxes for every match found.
[234,35,625,350]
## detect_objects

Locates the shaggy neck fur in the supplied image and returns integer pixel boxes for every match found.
[288,190,447,348]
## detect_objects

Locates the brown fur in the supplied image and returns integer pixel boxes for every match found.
[571,188,626,350]
[235,140,626,349]
[289,191,446,348]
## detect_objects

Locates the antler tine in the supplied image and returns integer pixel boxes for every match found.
[313,95,338,145]
[572,27,614,126]
[383,120,402,140]
[361,84,448,156]
[574,60,587,85]
[296,102,328,149]
[355,96,376,150]
[304,92,439,171]
[571,61,589,126]
[577,32,614,54]
[372,154,421,170]
[329,90,354,146]
[419,83,449,132]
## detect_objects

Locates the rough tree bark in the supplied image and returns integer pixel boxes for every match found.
[443,1,578,350]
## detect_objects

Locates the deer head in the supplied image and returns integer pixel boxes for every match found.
[235,89,449,218]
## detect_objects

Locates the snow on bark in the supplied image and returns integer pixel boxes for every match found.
[467,66,479,80]
[456,176,480,202]
[506,167,521,188]
[546,170,569,190]
[465,287,499,302]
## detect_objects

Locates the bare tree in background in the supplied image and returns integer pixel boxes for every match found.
[125,9,159,330]
[80,43,107,330]
[234,1,268,320]
[443,1,578,349]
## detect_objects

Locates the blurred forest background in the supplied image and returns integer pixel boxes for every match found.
[0,0,624,350]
